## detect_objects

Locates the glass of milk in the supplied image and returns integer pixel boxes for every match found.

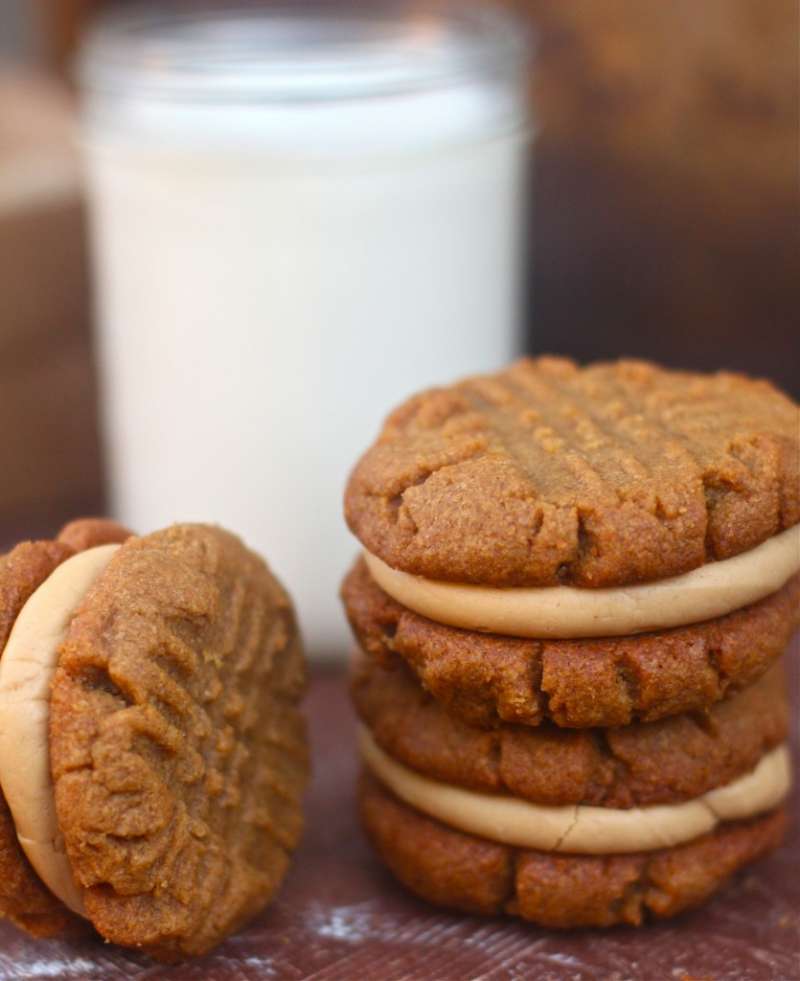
[79,1,532,657]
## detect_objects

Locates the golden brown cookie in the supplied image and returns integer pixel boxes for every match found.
[0,540,74,655]
[57,517,133,552]
[352,656,789,807]
[0,519,131,937]
[359,771,788,928]
[50,524,308,961]
[0,793,77,939]
[343,557,800,728]
[345,357,799,588]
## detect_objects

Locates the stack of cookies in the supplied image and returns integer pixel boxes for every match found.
[342,358,799,926]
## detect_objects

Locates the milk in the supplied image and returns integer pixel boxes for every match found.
[80,3,531,656]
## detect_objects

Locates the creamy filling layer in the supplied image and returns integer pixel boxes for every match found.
[0,544,120,916]
[360,727,791,853]
[364,524,800,638]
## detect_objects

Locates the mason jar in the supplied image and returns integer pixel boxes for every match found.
[79,0,532,656]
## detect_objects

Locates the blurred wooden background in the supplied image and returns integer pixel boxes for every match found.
[516,0,798,390]
[0,0,797,535]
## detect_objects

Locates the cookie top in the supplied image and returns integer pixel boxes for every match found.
[345,358,800,587]
[49,524,308,961]
[352,656,788,808]
[343,557,800,728]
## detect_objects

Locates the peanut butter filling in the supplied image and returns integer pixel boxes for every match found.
[364,524,800,638]
[360,727,791,853]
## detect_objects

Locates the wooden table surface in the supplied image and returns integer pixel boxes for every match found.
[0,641,796,980]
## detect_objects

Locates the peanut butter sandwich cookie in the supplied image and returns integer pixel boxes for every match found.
[343,558,799,728]
[354,657,790,926]
[0,519,308,961]
[345,357,799,727]
[342,357,799,925]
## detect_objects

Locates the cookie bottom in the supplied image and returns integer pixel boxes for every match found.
[359,771,787,928]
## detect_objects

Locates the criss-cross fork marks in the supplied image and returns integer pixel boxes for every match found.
[469,366,699,508]
[347,358,799,587]
[110,581,305,927]
[464,361,794,565]
[49,525,309,958]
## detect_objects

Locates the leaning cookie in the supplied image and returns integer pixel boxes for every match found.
[0,520,308,961]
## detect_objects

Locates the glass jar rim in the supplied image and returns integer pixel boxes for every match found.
[79,0,531,105]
